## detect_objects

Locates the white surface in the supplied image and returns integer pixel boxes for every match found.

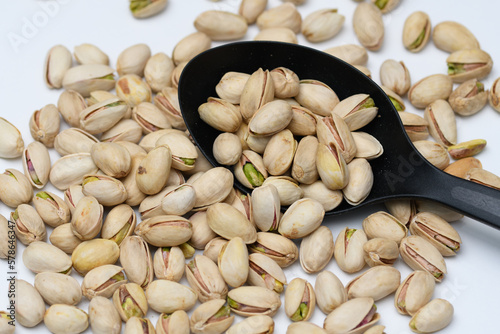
[1,0,500,333]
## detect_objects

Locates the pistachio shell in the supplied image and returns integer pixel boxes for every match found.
[248,252,287,294]
[112,283,148,321]
[449,79,488,116]
[380,60,411,96]
[227,315,275,334]
[300,180,343,212]
[49,223,82,254]
[394,270,435,316]
[12,204,46,246]
[135,215,192,247]
[54,128,100,156]
[72,239,120,276]
[408,74,453,109]
[413,140,450,170]
[88,296,122,334]
[285,278,315,322]
[191,168,233,210]
[213,132,243,166]
[314,270,347,314]
[292,136,319,184]
[156,131,198,171]
[44,45,72,89]
[173,32,211,66]
[363,211,408,244]
[135,145,172,195]
[146,280,198,313]
[207,203,257,243]
[295,79,339,117]
[346,266,401,301]
[342,158,373,206]
[82,264,127,300]
[403,11,431,52]
[398,111,429,142]
[352,132,384,160]
[82,174,128,206]
[400,235,447,282]
[302,9,345,43]
[16,279,45,327]
[433,21,479,53]
[116,75,153,108]
[334,227,367,273]
[117,43,151,77]
[190,299,234,334]
[249,232,299,268]
[62,64,116,97]
[34,272,82,306]
[409,299,453,333]
[287,105,317,136]
[323,44,368,66]
[447,49,493,83]
[332,94,378,132]
[254,27,298,44]
[262,176,303,206]
[287,322,326,334]
[363,238,399,267]
[239,0,267,24]
[145,52,175,93]
[257,3,302,33]
[323,297,380,334]
[23,241,72,274]
[240,68,275,121]
[215,72,250,105]
[227,286,282,317]
[100,119,143,143]
[0,117,24,158]
[0,169,33,208]
[74,43,109,65]
[194,11,248,40]
[156,310,190,334]
[353,2,384,51]
[80,98,129,134]
[218,237,249,288]
[198,97,242,133]
[29,104,60,148]
[279,198,325,239]
[299,226,334,274]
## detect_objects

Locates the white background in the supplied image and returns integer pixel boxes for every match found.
[1,0,500,333]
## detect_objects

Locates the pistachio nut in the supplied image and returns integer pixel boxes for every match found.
[285,278,315,322]
[249,100,293,138]
[87,90,119,106]
[415,200,464,222]
[12,204,46,245]
[191,167,234,210]
[0,169,33,208]
[400,235,447,282]
[372,0,399,12]
[227,315,275,334]
[198,97,242,133]
[323,297,380,334]
[189,211,218,249]
[57,90,88,127]
[64,184,85,214]
[447,48,493,83]
[101,204,136,245]
[62,64,116,97]
[270,67,300,98]
[346,266,401,301]
[23,241,72,274]
[116,43,151,77]
[380,60,411,96]
[32,191,69,228]
[135,215,192,247]
[432,21,479,53]
[279,198,325,239]
[117,141,148,159]
[323,44,368,66]
[300,180,343,212]
[82,174,128,206]
[156,310,190,334]
[44,44,72,89]
[145,52,175,93]
[213,132,242,166]
[353,2,384,51]
[295,79,339,117]
[363,211,408,244]
[352,132,384,160]
[408,74,453,109]
[314,270,347,314]
[249,232,299,268]
[49,223,83,254]
[29,103,60,148]
[186,254,228,303]
[16,279,45,328]
[239,0,267,24]
[316,142,349,190]
[190,299,234,334]
[215,71,250,105]
[332,93,378,132]
[101,119,142,143]
[246,134,272,154]
[264,175,304,205]
[398,111,429,142]
[240,68,275,121]
[248,252,287,294]
[251,184,281,232]
[113,283,149,322]
[54,128,99,156]
[72,238,120,276]
[74,43,109,65]
[153,246,185,282]
[449,79,488,116]
[136,145,172,195]
[343,158,373,206]
[146,279,197,313]
[302,8,344,43]
[130,0,167,18]
[82,264,127,300]
[395,270,435,316]
[234,149,267,189]
[402,11,431,52]
[207,203,257,243]
[217,237,249,288]
[381,85,406,111]
[227,286,282,317]
[385,199,417,226]
[156,131,198,171]
[172,32,211,66]
[291,136,319,184]
[159,184,196,216]
[34,272,82,306]
[91,142,132,178]
[0,215,13,259]
[448,139,487,160]
[317,113,357,163]
[22,145,48,189]
[413,140,450,170]
[116,75,153,109]
[194,10,248,40]
[489,77,500,112]
[287,322,326,334]
[170,61,188,88]
[80,97,129,134]
[185,146,213,175]
[466,167,500,190]
[299,226,333,273]
[89,296,122,334]
[444,157,482,179]
[254,27,298,44]
[334,227,367,273]
[263,130,297,175]
[256,3,302,33]
[133,101,172,133]
[363,238,399,267]
[203,237,228,263]
[124,316,155,334]
[287,105,317,136]
[138,186,168,218]
[0,117,24,158]
[409,299,454,333]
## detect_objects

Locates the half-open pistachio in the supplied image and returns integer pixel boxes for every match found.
[400,235,447,282]
[227,286,282,317]
[285,278,316,322]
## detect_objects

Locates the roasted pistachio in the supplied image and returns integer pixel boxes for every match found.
[314,270,347,314]
[63,64,116,97]
[323,297,380,334]
[117,43,151,77]
[363,211,408,244]
[153,246,185,282]
[227,286,282,317]
[299,226,334,274]
[32,191,70,229]
[44,45,72,89]
[403,11,431,52]
[249,232,299,268]
[23,241,72,274]
[395,270,435,316]
[145,280,198,313]
[433,21,479,53]
[0,169,33,208]
[12,204,46,246]
[34,272,82,306]
[279,198,325,239]
[363,238,399,267]
[29,103,60,148]
[285,278,315,322]
[130,0,167,18]
[353,2,384,51]
[16,279,45,328]
[334,227,367,273]
[302,9,344,43]
[72,239,120,276]
[409,299,454,333]
[0,117,24,159]
[88,296,122,334]
[257,3,302,33]
[194,10,248,40]
[113,283,148,322]
[190,299,234,334]
[346,266,401,301]
[408,74,453,109]
[400,236,447,282]
[82,265,128,300]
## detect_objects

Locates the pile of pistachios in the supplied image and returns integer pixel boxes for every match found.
[2,0,500,333]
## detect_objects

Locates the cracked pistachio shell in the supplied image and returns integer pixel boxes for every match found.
[207,203,257,243]
[190,299,234,334]
[251,184,281,232]
[44,45,72,89]
[398,111,429,142]
[270,67,300,98]
[433,21,479,53]
[410,212,462,256]
[279,198,325,239]
[82,174,128,206]
[58,90,88,127]
[194,11,248,40]
[160,184,196,216]
[317,114,357,163]
[249,232,298,267]
[316,142,349,190]
[262,176,303,206]
[54,128,99,156]
[189,211,217,249]
[450,79,488,116]
[191,167,233,210]
[395,271,435,316]
[87,90,119,106]
[352,132,383,160]
[424,100,457,146]
[408,74,453,109]
[413,140,450,170]
[447,49,493,83]
[91,142,132,178]
[23,241,72,274]
[133,101,172,134]
[380,60,411,96]
[72,239,120,276]
[64,184,85,214]
[287,322,326,334]
[415,200,463,222]
[257,3,302,33]
[302,9,344,43]
[228,286,281,317]
[240,68,275,121]
[16,279,45,327]
[353,2,384,51]
[403,11,431,52]
[292,136,318,184]
[466,167,500,190]
[116,75,153,108]
[314,271,346,314]
[44,306,88,334]
[125,317,155,334]
[146,280,197,313]
[71,196,104,241]
[29,104,60,148]
[372,0,399,13]
[409,299,453,333]
[239,0,267,24]
[324,297,380,334]
[300,180,343,212]
[153,246,185,282]
[156,310,190,334]
[113,283,148,322]
[117,44,151,77]
[130,0,167,18]
[136,145,172,195]
[173,32,211,66]
[254,27,298,43]
[80,98,128,134]
[34,272,82,306]
[346,266,401,301]
[295,80,339,117]
[332,94,378,132]
[385,199,417,226]
[135,215,192,247]
[198,97,242,133]
[62,64,116,97]
[227,315,274,334]
[74,43,109,65]
[0,169,33,208]
[156,131,198,171]
[101,204,136,245]
[154,87,186,130]
[300,226,334,274]
[0,215,13,259]
[145,52,174,93]
[213,132,242,166]
[248,253,287,294]
[263,130,297,175]
[12,204,46,245]
[323,44,368,66]
[363,211,408,244]
[0,117,24,158]
[33,191,70,228]
[50,224,82,254]
[22,142,50,189]
[215,72,250,105]
[218,237,249,288]
[400,236,447,282]
[89,296,122,334]
[82,265,127,300]
[287,105,317,136]
[363,238,399,267]
[285,278,315,322]
[101,119,143,143]
[334,227,367,273]
[186,254,228,302]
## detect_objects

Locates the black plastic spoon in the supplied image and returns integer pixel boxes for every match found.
[178,41,500,229]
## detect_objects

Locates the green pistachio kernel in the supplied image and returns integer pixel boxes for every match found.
[360,97,376,110]
[179,243,195,258]
[389,97,404,111]
[180,157,195,166]
[346,228,356,241]
[374,0,389,9]
[83,176,99,185]
[243,163,264,187]
[290,302,309,322]
[447,63,465,75]
[227,297,240,309]
[212,305,231,319]
[410,29,427,50]
[111,223,131,245]
[130,0,151,13]
[122,297,143,319]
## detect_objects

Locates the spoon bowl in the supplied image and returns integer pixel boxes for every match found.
[178,41,500,228]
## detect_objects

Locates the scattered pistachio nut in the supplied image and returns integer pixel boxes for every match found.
[394,270,435,316]
[447,139,486,160]
[432,21,479,53]
[0,117,24,159]
[449,78,488,116]
[409,299,454,333]
[402,11,431,52]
